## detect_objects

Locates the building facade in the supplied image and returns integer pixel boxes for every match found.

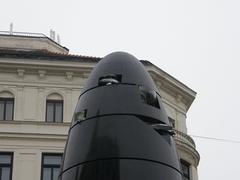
[0,32,200,180]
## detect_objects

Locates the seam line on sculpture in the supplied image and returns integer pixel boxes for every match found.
[79,83,161,98]
[69,113,165,130]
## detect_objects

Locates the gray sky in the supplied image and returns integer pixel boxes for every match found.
[1,0,240,179]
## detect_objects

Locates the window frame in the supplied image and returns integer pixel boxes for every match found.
[41,153,63,180]
[180,159,190,180]
[0,98,14,121]
[45,100,63,123]
[0,152,13,180]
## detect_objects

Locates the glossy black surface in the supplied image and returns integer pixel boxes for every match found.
[63,115,180,172]
[59,159,182,180]
[83,52,158,93]
[73,85,169,126]
[60,52,182,180]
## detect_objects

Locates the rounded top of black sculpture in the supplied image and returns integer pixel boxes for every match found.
[83,52,158,93]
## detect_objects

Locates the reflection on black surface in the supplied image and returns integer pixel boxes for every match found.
[138,86,160,109]
[98,74,122,86]
[59,52,182,180]
[79,116,120,180]
[60,159,182,180]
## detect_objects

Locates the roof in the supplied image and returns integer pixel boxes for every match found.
[141,60,196,95]
[0,32,69,51]
[0,49,158,65]
[0,49,101,62]
[0,33,69,54]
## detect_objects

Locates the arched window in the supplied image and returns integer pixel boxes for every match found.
[46,93,63,123]
[0,91,14,121]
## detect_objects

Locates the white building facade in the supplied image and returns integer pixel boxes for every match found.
[0,33,200,180]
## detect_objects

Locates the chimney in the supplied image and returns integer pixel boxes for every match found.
[10,23,13,35]
[57,34,61,44]
[50,29,53,39]
[52,30,55,41]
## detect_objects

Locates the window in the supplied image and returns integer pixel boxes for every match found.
[181,160,190,180]
[46,93,64,123]
[41,153,62,180]
[0,98,14,121]
[46,100,63,122]
[0,152,13,180]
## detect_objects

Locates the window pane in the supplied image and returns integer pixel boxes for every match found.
[43,168,51,180]
[46,103,54,122]
[55,103,63,122]
[181,160,190,180]
[1,167,10,180]
[53,168,60,180]
[5,101,13,120]
[0,101,4,120]
[182,163,189,175]
[42,154,62,180]
[44,155,62,165]
[0,154,11,164]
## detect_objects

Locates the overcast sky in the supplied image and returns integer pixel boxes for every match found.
[1,0,240,179]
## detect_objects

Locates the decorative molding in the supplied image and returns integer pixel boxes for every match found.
[45,89,66,100]
[147,68,196,111]
[0,132,67,142]
[17,85,24,91]
[0,87,17,97]
[149,72,158,80]
[38,87,45,93]
[38,70,46,79]
[66,72,73,80]
[176,94,182,103]
[80,72,90,78]
[174,130,200,167]
[176,141,200,167]
[65,88,72,94]
[174,130,195,148]
[156,81,163,89]
[17,69,25,77]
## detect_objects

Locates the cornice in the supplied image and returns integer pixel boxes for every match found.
[0,120,71,126]
[176,140,200,167]
[0,57,94,73]
[0,132,67,141]
[173,130,200,167]
[0,120,70,137]
[0,57,196,111]
[0,82,84,90]
[145,64,196,111]
[174,130,196,148]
